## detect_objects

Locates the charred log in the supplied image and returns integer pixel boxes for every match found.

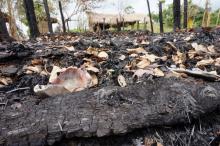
[1,78,220,145]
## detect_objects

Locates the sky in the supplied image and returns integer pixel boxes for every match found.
[95,0,220,14]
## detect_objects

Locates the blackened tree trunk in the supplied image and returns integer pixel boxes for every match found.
[59,1,66,33]
[0,11,11,41]
[43,0,53,33]
[173,0,181,31]
[146,0,154,33]
[183,0,188,29]
[23,0,40,38]
[159,1,164,33]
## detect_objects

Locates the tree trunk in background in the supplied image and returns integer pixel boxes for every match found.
[146,0,154,33]
[183,0,188,29]
[23,0,40,38]
[0,10,11,41]
[43,0,53,34]
[159,1,164,33]
[7,0,19,39]
[173,0,181,31]
[202,0,211,27]
[59,1,66,33]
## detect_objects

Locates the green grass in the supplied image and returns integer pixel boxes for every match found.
[70,22,173,33]
[130,23,173,33]
[110,22,173,33]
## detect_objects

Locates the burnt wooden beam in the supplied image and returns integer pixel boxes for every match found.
[1,78,220,145]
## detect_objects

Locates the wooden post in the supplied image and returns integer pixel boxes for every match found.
[146,0,154,33]
[23,0,40,38]
[144,17,147,30]
[66,19,70,32]
[131,24,134,30]
[59,1,66,33]
[103,18,105,31]
[116,18,121,31]
[159,1,164,33]
[122,18,125,31]
[43,0,53,33]
[137,21,139,30]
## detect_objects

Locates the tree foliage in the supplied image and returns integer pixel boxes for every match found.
[152,2,220,29]
[124,5,135,14]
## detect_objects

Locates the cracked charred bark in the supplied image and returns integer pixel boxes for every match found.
[1,78,220,146]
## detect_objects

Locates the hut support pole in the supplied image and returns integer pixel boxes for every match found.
[116,18,121,31]
[122,18,125,31]
[103,18,105,31]
[66,20,70,32]
[137,21,140,30]
[144,17,147,30]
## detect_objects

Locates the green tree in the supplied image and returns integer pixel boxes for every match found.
[124,5,135,14]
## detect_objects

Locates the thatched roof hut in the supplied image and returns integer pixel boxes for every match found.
[86,11,150,31]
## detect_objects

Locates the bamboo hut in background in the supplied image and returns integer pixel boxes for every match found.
[86,11,150,31]
[38,17,58,33]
